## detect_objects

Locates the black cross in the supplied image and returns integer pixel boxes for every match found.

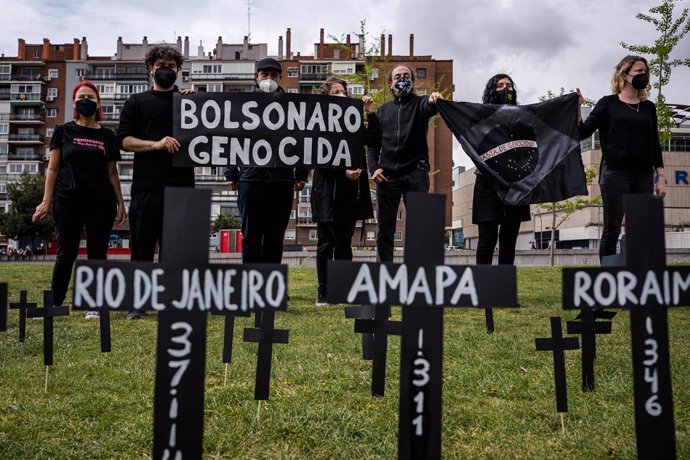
[211,309,250,364]
[344,304,378,360]
[328,193,518,460]
[0,282,7,332]
[26,290,69,366]
[243,309,289,400]
[535,316,580,413]
[72,188,288,460]
[353,304,401,396]
[484,308,495,333]
[9,290,35,342]
[563,195,688,459]
[566,307,612,391]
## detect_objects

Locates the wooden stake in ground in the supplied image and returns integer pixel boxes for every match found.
[9,290,35,342]
[535,316,579,424]
[562,195,689,459]
[26,290,69,391]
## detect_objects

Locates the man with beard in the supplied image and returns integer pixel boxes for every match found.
[367,65,443,262]
[116,45,195,319]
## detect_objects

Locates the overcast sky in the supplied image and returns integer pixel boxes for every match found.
[1,0,688,167]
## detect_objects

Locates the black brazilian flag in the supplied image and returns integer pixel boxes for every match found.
[437,93,587,206]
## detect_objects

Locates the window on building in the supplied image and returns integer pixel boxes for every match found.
[417,68,427,79]
[33,49,40,59]
[0,144,8,155]
[203,64,222,74]
[309,229,317,240]
[207,84,222,92]
[0,123,8,135]
[46,108,57,118]
[290,210,296,219]
[287,67,298,78]
[98,84,115,94]
[287,88,298,93]
[417,88,428,96]
[285,229,296,240]
[0,64,10,75]
[7,163,38,174]
[366,231,375,241]
[46,127,55,137]
[397,211,403,220]
[370,68,379,80]
[300,185,311,203]
[47,87,58,99]
[394,231,403,241]
[350,85,364,95]
[75,68,85,78]
[48,69,58,79]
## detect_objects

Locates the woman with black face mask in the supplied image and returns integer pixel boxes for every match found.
[577,55,665,262]
[33,81,126,318]
[473,74,531,266]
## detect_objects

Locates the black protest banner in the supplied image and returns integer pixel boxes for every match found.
[437,94,587,206]
[173,92,365,169]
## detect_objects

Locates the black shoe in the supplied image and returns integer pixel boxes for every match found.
[126,311,146,320]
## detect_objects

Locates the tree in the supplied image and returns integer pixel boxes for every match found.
[621,0,690,143]
[1,172,54,246]
[211,213,240,233]
[536,167,602,266]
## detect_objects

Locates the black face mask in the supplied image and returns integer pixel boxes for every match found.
[75,98,98,117]
[489,87,517,105]
[630,73,649,90]
[153,66,177,89]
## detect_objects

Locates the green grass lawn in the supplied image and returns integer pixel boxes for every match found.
[0,264,688,459]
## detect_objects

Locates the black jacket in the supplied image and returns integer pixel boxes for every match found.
[366,94,437,177]
[224,85,309,183]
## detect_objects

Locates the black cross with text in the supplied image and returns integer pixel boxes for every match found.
[329,193,518,460]
[563,195,689,459]
[10,290,35,342]
[72,188,288,460]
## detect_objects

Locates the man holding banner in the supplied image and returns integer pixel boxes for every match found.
[224,58,309,265]
[116,45,195,319]
[366,65,443,262]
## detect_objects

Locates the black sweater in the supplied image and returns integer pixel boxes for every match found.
[579,94,663,172]
[116,89,195,193]
[366,94,437,177]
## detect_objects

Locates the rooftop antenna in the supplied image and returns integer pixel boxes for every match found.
[247,0,251,42]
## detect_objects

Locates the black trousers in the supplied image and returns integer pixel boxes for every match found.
[129,190,164,262]
[316,215,357,296]
[375,169,429,262]
[238,181,294,263]
[51,196,116,306]
[599,168,653,260]
[476,219,522,265]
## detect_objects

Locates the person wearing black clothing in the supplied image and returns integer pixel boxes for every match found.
[225,58,309,265]
[474,74,531,265]
[578,55,666,261]
[366,65,443,262]
[311,77,375,305]
[116,45,194,319]
[33,81,125,317]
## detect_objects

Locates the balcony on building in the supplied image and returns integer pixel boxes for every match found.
[8,133,44,144]
[8,150,42,161]
[83,67,148,81]
[10,92,45,104]
[0,111,45,124]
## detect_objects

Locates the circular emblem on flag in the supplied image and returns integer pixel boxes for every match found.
[477,121,539,182]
